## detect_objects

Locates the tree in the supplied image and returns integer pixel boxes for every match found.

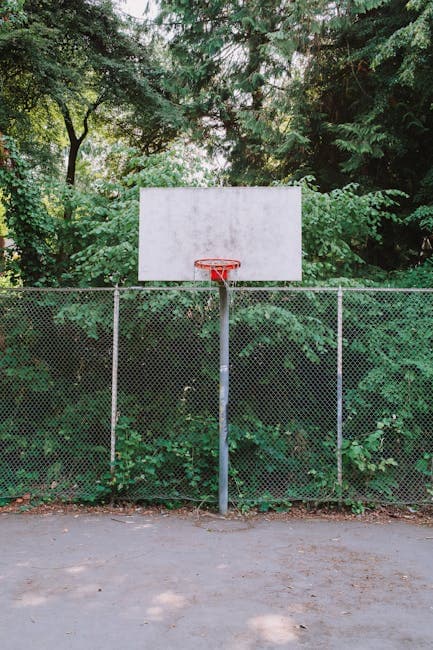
[1,0,178,187]
[157,0,318,185]
[158,0,433,268]
[0,0,182,281]
[0,136,54,284]
[285,0,433,193]
[69,142,214,286]
[283,0,433,266]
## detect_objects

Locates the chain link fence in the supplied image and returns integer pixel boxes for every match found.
[1,286,432,506]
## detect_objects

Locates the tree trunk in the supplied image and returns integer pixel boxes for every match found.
[56,100,99,273]
[66,137,80,188]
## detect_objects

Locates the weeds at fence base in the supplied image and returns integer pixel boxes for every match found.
[2,494,433,528]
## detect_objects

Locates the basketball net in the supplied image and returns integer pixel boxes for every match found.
[193,258,240,293]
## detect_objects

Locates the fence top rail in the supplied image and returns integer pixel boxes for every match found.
[1,285,433,294]
[343,287,433,293]
[0,286,115,293]
[234,287,433,293]
[122,286,340,292]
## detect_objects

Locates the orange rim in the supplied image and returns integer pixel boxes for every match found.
[194,258,241,271]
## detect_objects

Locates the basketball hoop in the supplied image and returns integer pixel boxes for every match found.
[194,258,241,282]
[194,257,241,514]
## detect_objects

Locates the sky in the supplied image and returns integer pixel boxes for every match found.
[116,0,158,19]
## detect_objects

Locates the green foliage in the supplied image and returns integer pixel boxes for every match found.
[341,289,433,501]
[333,123,391,175]
[0,0,180,229]
[0,139,212,286]
[107,415,219,500]
[154,0,431,270]
[341,426,399,497]
[0,290,113,502]
[69,143,213,286]
[300,179,405,281]
[0,136,55,284]
[0,1,25,29]
[390,259,433,288]
[101,411,335,508]
[372,0,433,86]
[407,204,433,232]
[283,0,433,267]
[158,0,320,185]
[9,164,402,287]
[1,0,431,282]
[415,453,433,498]
[1,0,433,510]
[1,287,433,506]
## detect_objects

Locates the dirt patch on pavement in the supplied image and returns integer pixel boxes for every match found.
[2,500,433,527]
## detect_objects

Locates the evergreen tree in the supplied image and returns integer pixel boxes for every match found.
[157,0,319,184]
[158,0,433,267]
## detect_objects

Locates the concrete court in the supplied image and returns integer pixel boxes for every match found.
[1,513,433,649]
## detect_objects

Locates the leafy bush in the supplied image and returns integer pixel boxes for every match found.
[1,285,433,507]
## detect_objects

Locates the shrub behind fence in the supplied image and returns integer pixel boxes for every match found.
[0,286,432,506]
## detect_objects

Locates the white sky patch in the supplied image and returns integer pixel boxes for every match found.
[116,0,158,19]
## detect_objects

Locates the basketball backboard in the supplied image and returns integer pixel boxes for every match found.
[138,187,302,281]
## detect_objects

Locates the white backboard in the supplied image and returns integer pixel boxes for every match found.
[138,187,302,281]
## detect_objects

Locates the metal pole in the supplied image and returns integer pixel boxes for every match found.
[110,285,120,474]
[337,286,343,491]
[219,283,230,515]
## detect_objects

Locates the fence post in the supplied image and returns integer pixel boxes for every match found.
[110,285,120,474]
[337,286,343,491]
